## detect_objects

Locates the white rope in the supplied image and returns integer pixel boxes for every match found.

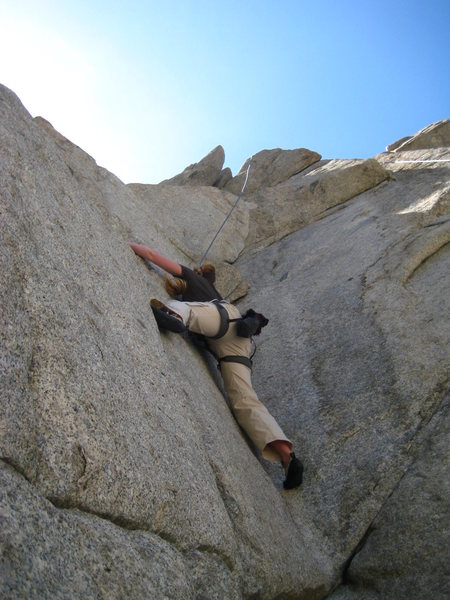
[395,159,450,163]
[200,157,253,265]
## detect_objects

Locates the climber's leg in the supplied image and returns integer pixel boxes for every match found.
[268,439,292,467]
[219,361,292,462]
[167,300,222,337]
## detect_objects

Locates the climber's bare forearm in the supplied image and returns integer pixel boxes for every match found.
[129,243,182,276]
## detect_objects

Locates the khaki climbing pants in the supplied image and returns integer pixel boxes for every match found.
[167,300,292,462]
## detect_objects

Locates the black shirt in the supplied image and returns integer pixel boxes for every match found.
[180,266,223,302]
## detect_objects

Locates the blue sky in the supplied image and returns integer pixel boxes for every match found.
[1,0,449,184]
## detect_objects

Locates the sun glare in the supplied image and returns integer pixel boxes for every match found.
[1,17,98,128]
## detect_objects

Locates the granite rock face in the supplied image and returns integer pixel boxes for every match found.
[236,147,449,599]
[330,395,450,599]
[1,83,449,599]
[0,84,330,600]
[240,157,392,251]
[128,182,248,267]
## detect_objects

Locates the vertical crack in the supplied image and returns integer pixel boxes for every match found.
[341,525,375,584]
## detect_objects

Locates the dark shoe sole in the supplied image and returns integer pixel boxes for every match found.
[150,298,168,311]
[151,306,187,333]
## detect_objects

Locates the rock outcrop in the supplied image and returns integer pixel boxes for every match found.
[160,144,226,187]
[1,83,449,599]
[386,119,450,152]
[224,147,321,195]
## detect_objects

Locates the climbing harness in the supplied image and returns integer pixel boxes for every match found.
[200,157,253,265]
[197,300,267,369]
[190,330,255,369]
[208,301,231,339]
[209,301,268,340]
[218,354,253,369]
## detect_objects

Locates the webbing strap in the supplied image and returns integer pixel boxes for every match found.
[209,301,230,339]
[219,355,252,369]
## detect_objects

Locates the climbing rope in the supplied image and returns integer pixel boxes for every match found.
[200,157,253,265]
[395,158,450,163]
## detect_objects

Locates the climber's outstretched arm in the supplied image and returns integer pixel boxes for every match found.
[129,243,182,277]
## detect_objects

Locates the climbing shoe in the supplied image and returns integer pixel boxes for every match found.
[283,452,303,490]
[150,299,186,334]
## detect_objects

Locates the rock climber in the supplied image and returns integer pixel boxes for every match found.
[129,243,303,490]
